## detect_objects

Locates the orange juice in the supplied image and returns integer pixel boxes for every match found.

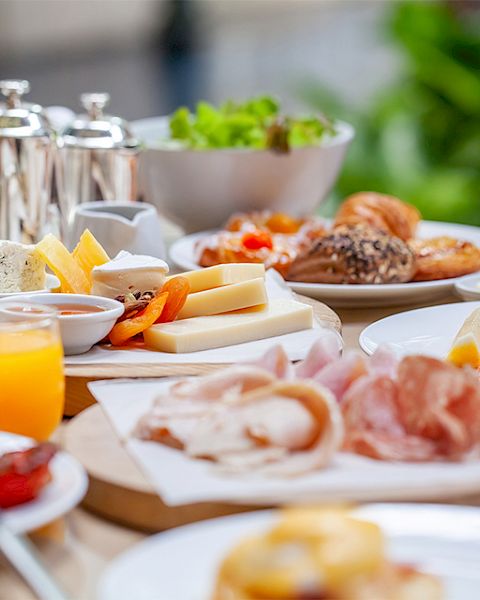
[0,328,64,440]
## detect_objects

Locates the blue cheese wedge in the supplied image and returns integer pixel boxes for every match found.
[0,241,46,293]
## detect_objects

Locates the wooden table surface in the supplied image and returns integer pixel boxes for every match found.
[1,292,467,600]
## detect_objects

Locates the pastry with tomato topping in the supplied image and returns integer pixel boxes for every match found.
[196,212,327,277]
[0,443,57,509]
[225,211,305,234]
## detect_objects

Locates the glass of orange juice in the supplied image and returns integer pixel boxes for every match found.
[0,302,64,440]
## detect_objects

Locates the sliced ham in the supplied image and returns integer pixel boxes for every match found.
[136,365,275,447]
[248,345,294,379]
[137,377,343,477]
[295,331,342,379]
[369,345,399,379]
[136,340,480,470]
[169,366,275,401]
[314,351,367,402]
[206,381,344,477]
[186,395,318,459]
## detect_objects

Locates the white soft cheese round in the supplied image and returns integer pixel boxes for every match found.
[91,251,169,298]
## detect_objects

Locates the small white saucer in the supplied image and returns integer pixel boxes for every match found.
[455,274,480,301]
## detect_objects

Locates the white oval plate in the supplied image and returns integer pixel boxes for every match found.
[0,274,60,300]
[0,432,88,533]
[170,221,480,307]
[98,503,480,600]
[360,301,480,357]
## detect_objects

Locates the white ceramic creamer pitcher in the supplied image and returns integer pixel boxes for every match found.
[69,201,165,259]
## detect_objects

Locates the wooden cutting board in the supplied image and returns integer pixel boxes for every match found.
[64,294,341,416]
[63,404,261,532]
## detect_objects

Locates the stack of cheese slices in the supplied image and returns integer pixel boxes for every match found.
[144,264,314,353]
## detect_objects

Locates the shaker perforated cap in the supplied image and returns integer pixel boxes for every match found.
[0,79,52,138]
[60,92,138,150]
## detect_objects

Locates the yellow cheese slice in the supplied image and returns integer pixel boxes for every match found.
[144,298,313,353]
[447,307,480,368]
[177,277,267,320]
[168,263,265,293]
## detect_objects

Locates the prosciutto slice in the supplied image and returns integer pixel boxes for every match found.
[341,352,480,461]
[342,373,436,461]
[397,356,480,457]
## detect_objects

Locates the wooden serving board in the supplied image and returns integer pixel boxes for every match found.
[64,294,341,416]
[63,404,261,532]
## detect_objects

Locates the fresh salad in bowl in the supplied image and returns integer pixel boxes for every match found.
[161,95,336,152]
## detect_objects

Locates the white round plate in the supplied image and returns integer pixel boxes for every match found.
[0,431,88,533]
[360,301,480,357]
[455,274,480,301]
[0,274,60,300]
[169,221,480,307]
[98,503,480,600]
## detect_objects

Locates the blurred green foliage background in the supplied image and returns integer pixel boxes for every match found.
[302,1,480,225]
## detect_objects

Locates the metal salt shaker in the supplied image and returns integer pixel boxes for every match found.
[56,92,139,239]
[0,80,55,243]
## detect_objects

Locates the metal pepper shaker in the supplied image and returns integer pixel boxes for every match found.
[0,79,55,243]
[56,92,139,239]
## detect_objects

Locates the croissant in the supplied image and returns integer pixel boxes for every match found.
[409,236,480,281]
[334,192,421,241]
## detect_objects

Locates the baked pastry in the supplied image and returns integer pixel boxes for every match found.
[334,192,421,241]
[409,236,480,281]
[196,217,327,278]
[212,507,443,600]
[287,224,416,284]
[226,211,305,234]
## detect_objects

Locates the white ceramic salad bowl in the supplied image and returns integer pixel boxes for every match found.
[132,116,354,232]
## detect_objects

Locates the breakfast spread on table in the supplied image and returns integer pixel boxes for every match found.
[212,507,443,600]
[196,192,480,284]
[1,83,480,600]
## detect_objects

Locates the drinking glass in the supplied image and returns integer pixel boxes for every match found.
[0,302,64,440]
